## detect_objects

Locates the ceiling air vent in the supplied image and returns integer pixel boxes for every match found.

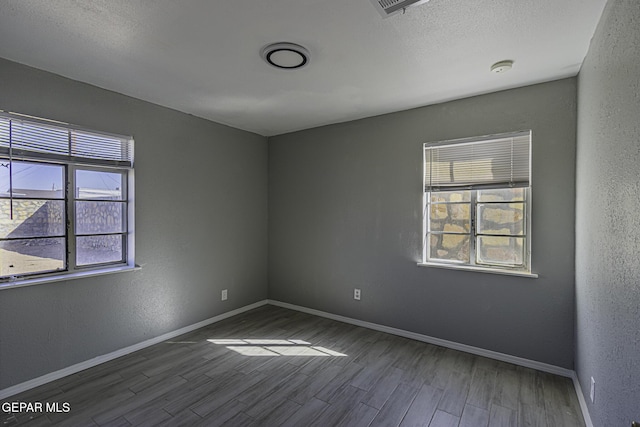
[369,0,431,17]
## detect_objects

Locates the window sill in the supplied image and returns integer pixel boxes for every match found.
[417,262,538,278]
[0,264,142,291]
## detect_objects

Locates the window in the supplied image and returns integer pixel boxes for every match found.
[0,112,134,282]
[421,131,532,275]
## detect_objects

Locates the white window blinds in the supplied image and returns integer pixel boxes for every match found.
[424,131,530,191]
[0,113,133,167]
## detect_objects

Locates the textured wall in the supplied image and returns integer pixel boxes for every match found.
[0,58,268,389]
[575,0,640,425]
[269,78,577,368]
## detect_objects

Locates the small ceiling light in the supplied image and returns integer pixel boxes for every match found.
[491,60,514,74]
[261,42,310,70]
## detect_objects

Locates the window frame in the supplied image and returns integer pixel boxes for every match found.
[419,131,536,277]
[0,159,68,277]
[0,111,136,287]
[70,164,130,271]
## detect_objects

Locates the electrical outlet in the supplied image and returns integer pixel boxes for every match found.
[221,289,228,301]
[354,288,361,300]
[590,377,595,403]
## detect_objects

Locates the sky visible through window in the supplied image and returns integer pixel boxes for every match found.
[0,161,121,194]
[0,118,131,279]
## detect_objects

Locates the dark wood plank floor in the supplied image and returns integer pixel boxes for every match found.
[1,305,584,426]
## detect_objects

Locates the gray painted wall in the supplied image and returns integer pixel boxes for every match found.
[0,58,268,389]
[575,0,640,425]
[269,78,577,368]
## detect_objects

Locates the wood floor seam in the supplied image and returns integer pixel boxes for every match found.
[0,305,585,427]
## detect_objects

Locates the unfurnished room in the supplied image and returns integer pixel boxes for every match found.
[0,0,638,426]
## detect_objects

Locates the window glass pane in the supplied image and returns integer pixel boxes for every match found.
[75,201,125,234]
[477,236,524,267]
[76,235,124,266]
[430,190,470,203]
[477,203,525,235]
[429,205,470,232]
[477,188,525,202]
[429,233,470,262]
[0,199,65,238]
[0,161,64,198]
[0,237,65,277]
[76,170,124,200]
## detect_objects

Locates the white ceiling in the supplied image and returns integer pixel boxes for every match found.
[0,0,607,137]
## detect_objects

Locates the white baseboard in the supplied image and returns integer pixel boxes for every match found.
[267,299,573,377]
[268,299,597,426]
[571,372,594,427]
[0,298,594,427]
[0,300,268,400]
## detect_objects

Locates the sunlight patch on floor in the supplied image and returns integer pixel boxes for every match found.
[207,338,347,357]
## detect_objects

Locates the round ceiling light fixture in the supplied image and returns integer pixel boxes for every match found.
[491,60,514,74]
[261,42,310,70]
